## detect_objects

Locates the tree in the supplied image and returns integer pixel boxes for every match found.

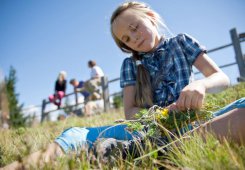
[0,79,10,128]
[5,66,26,128]
[112,95,123,109]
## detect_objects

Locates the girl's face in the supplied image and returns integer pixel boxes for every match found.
[59,74,65,81]
[112,8,161,53]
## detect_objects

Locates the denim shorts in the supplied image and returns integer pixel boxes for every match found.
[55,97,245,154]
[212,97,245,117]
[55,124,141,154]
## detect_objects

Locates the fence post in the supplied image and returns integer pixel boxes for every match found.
[230,28,245,81]
[101,76,110,112]
[41,99,46,123]
[74,87,78,106]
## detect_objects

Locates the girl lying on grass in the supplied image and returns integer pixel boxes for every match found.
[3,1,245,169]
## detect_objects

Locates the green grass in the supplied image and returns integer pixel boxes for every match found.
[0,83,245,169]
[168,133,245,170]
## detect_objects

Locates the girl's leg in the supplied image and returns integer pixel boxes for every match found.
[48,95,54,103]
[54,99,61,108]
[57,91,65,99]
[87,124,138,143]
[49,94,60,107]
[55,91,65,108]
[195,108,245,144]
[3,142,64,170]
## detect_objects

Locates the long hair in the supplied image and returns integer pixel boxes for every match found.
[133,52,153,107]
[58,71,67,81]
[110,1,163,107]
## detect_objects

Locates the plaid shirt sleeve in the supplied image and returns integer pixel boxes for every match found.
[120,57,136,88]
[177,33,207,65]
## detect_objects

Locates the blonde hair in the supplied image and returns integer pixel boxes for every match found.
[110,1,163,53]
[110,1,165,107]
[58,71,67,81]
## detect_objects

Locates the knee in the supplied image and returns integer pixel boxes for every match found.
[228,108,245,144]
[57,91,65,98]
[233,108,245,131]
[49,95,54,101]
[55,127,90,154]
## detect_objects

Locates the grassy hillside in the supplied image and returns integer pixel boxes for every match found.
[0,83,244,169]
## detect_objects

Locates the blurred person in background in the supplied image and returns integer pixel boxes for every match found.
[48,71,67,109]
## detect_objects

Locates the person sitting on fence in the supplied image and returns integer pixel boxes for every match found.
[86,60,105,100]
[48,71,67,109]
[69,78,91,103]
[70,78,104,116]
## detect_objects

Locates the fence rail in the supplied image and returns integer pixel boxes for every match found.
[40,28,245,123]
[41,93,94,122]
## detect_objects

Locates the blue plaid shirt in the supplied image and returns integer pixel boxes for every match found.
[120,33,206,107]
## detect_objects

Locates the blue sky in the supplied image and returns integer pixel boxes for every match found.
[1,0,245,108]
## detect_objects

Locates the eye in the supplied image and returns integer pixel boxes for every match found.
[130,24,138,32]
[125,37,130,43]
[122,36,130,43]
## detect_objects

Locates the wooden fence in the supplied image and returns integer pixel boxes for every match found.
[41,28,245,122]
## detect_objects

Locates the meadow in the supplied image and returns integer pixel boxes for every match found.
[0,83,245,169]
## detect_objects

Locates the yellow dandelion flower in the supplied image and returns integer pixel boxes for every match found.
[161,108,169,118]
[156,114,161,121]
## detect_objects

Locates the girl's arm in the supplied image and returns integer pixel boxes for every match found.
[175,52,230,110]
[123,85,140,120]
[194,52,230,93]
[55,80,59,93]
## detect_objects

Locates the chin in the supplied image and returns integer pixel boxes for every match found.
[141,43,155,52]
[146,46,155,52]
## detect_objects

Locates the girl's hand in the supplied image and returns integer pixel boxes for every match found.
[175,81,206,111]
[166,102,178,111]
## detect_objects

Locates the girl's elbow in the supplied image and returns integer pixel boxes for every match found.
[222,72,231,88]
[124,107,137,120]
[124,109,132,120]
[217,72,230,92]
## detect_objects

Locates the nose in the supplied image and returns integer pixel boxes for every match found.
[130,32,140,44]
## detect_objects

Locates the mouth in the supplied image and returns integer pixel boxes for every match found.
[137,39,144,48]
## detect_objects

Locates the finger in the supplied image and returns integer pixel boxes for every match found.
[165,104,172,110]
[191,94,199,109]
[184,94,192,109]
[166,102,178,111]
[196,94,204,109]
[176,93,186,111]
[192,92,205,109]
